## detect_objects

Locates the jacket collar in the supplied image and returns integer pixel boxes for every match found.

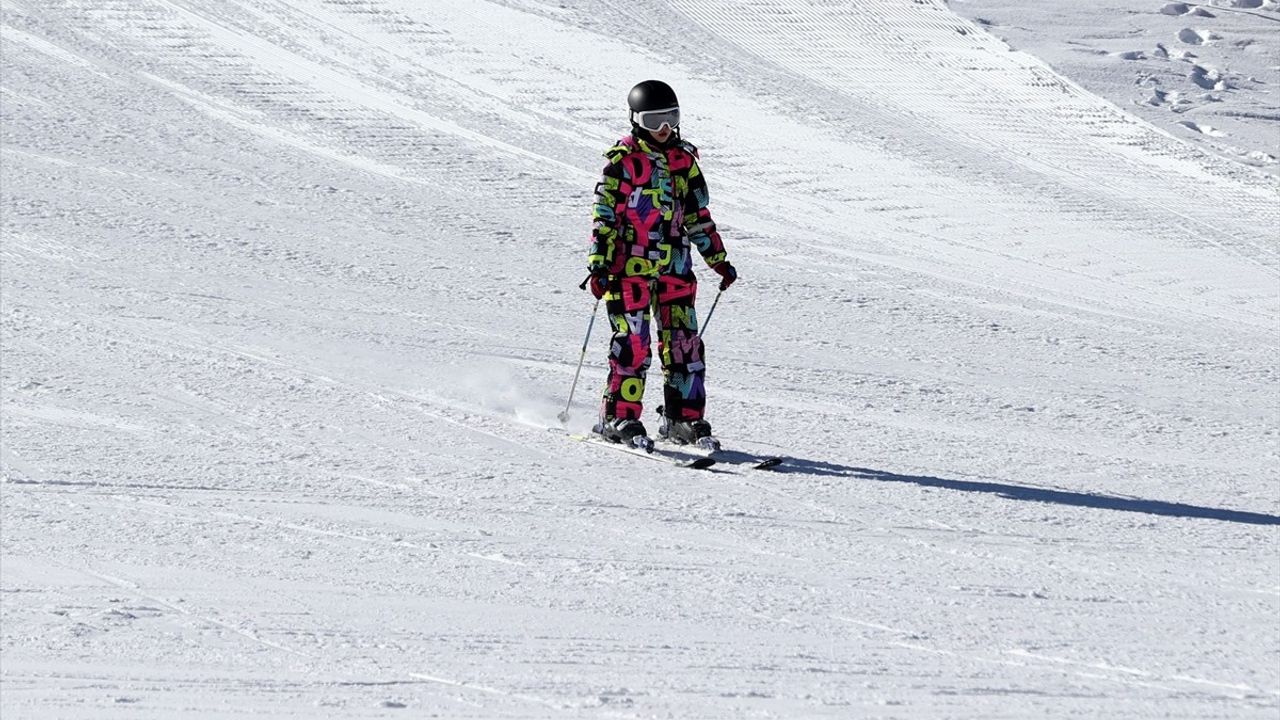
[630,130,679,153]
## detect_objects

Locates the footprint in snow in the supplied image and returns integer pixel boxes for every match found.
[1142,87,1194,110]
[1177,28,1219,45]
[1177,119,1227,136]
[1189,64,1234,90]
[1161,2,1217,15]
[1143,87,1170,106]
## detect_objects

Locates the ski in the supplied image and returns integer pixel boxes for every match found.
[710,449,784,471]
[652,407,781,471]
[745,455,784,471]
[565,432,717,470]
[654,438,783,471]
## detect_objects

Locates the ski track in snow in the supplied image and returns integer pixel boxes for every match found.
[949,0,1280,176]
[2,0,1277,717]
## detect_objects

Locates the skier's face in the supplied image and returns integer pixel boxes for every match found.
[651,126,674,143]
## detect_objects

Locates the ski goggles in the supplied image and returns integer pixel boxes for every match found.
[633,106,680,132]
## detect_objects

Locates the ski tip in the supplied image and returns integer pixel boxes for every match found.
[684,457,717,469]
[754,457,784,470]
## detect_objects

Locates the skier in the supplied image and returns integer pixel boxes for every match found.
[586,79,737,450]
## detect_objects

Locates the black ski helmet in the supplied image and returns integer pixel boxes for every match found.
[628,80,679,128]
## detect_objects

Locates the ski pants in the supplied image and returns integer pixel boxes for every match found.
[600,274,705,422]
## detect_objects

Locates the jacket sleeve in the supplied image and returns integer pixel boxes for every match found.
[682,156,727,267]
[588,157,630,274]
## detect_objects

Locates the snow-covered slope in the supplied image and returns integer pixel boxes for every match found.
[949,0,1280,175]
[2,0,1277,717]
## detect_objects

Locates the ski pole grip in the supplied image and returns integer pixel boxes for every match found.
[578,274,592,291]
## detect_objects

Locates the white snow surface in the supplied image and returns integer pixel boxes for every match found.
[948,0,1280,175]
[2,0,1278,717]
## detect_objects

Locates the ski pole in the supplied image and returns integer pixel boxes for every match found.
[698,288,724,339]
[558,297,600,424]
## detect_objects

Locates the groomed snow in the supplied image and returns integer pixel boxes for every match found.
[947,0,1280,175]
[2,0,1277,717]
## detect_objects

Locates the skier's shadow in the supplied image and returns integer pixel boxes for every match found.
[764,455,1280,526]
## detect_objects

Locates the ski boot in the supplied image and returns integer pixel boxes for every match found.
[593,417,654,453]
[657,408,720,452]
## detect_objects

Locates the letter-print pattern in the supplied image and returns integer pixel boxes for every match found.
[600,275,705,422]
[589,134,725,422]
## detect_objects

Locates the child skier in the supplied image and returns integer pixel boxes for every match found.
[586,80,737,451]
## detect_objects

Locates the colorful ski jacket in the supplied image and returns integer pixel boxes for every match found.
[588,134,727,279]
